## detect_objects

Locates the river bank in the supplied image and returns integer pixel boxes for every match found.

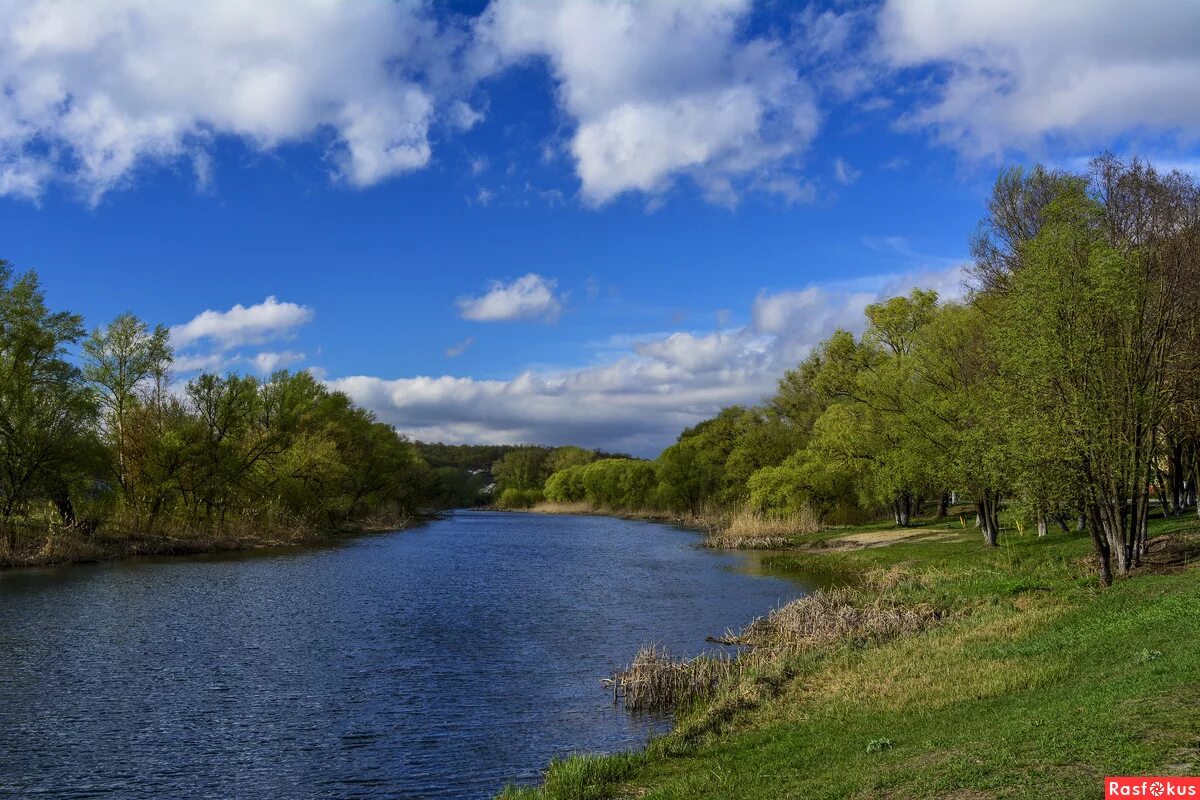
[501,513,1200,799]
[513,501,721,532]
[514,502,825,549]
[0,513,432,570]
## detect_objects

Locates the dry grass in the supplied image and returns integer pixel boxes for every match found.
[818,527,959,550]
[606,646,743,711]
[705,508,821,549]
[608,575,942,715]
[527,503,823,548]
[529,501,596,515]
[527,502,729,535]
[720,586,941,649]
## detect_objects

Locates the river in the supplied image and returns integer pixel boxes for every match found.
[0,510,813,799]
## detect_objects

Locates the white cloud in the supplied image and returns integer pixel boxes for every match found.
[877,0,1200,156]
[171,296,314,350]
[758,175,818,205]
[250,350,306,374]
[457,274,565,323]
[445,337,475,357]
[634,330,763,373]
[0,0,458,201]
[472,0,819,206]
[448,100,485,132]
[833,157,861,185]
[330,264,967,455]
[171,352,234,374]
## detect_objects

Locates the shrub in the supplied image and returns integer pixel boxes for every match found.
[496,487,544,509]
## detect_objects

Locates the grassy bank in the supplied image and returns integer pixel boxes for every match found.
[0,513,428,569]
[502,514,1200,799]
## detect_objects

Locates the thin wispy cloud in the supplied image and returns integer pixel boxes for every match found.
[833,157,861,185]
[445,337,475,357]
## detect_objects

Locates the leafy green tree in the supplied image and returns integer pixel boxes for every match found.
[492,447,550,493]
[546,445,598,474]
[0,263,97,542]
[995,169,1199,583]
[82,313,172,499]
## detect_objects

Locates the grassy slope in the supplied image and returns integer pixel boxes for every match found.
[504,514,1200,799]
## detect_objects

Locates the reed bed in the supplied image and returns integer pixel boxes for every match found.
[605,645,743,711]
[608,581,941,713]
[722,587,940,648]
[705,507,820,549]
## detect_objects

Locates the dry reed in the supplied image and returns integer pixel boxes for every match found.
[604,645,742,711]
[705,507,821,549]
[721,587,940,648]
[608,581,941,712]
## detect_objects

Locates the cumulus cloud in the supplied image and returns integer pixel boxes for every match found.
[877,0,1200,156]
[472,0,819,206]
[250,350,307,374]
[330,264,966,455]
[171,296,314,350]
[457,274,565,322]
[0,0,459,201]
[634,330,766,373]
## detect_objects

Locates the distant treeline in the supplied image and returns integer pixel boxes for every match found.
[0,268,483,560]
[523,155,1200,587]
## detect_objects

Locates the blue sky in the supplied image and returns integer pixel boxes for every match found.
[2,0,1198,455]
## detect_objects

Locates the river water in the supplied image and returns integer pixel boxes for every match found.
[0,510,811,799]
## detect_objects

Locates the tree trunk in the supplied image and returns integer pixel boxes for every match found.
[936,493,949,518]
[1153,467,1172,518]
[1085,505,1113,588]
[1169,441,1185,516]
[1036,512,1048,537]
[977,492,1000,547]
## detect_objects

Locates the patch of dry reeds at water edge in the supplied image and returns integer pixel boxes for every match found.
[704,508,822,550]
[606,573,942,712]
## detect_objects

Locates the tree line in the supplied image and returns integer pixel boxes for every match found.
[0,265,453,557]
[531,155,1200,586]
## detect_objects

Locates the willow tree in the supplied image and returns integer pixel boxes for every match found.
[998,162,1200,585]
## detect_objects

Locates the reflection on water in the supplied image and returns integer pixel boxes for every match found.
[0,511,811,799]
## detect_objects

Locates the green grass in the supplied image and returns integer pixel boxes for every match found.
[502,515,1200,799]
